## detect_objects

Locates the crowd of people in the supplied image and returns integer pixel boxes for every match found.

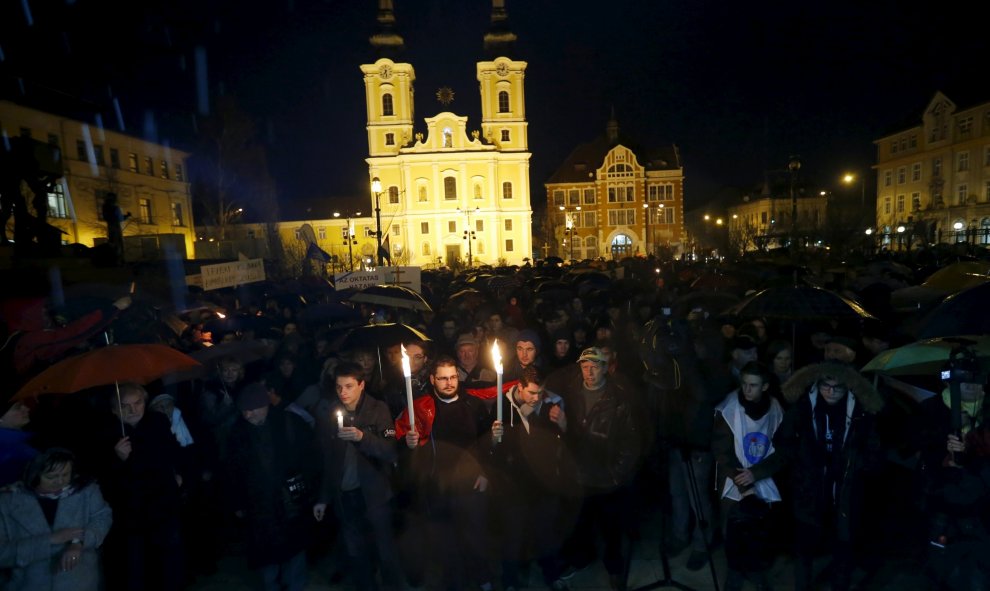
[1,257,989,591]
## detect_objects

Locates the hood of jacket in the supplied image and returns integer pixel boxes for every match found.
[782,361,883,414]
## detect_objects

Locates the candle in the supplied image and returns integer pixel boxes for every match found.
[492,340,503,442]
[336,410,344,430]
[401,344,415,430]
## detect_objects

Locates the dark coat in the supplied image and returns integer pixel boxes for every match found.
[776,362,884,539]
[489,387,575,498]
[558,369,646,492]
[98,411,182,533]
[318,393,397,510]
[226,406,318,567]
[405,392,493,497]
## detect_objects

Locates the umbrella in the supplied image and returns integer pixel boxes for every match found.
[297,302,362,326]
[13,344,201,402]
[915,282,990,339]
[673,290,741,319]
[348,285,432,312]
[340,323,431,351]
[446,288,490,312]
[921,261,990,293]
[723,285,875,321]
[861,335,990,377]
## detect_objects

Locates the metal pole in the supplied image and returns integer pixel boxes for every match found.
[347,219,354,271]
[375,192,383,266]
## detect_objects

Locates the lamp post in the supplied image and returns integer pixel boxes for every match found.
[788,156,802,250]
[842,173,865,209]
[559,205,581,261]
[457,207,479,267]
[642,202,650,256]
[371,177,384,266]
[334,210,361,271]
[896,224,906,251]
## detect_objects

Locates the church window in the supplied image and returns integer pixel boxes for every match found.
[382,93,394,116]
[498,91,510,113]
[421,222,429,234]
[504,219,513,231]
[444,176,457,200]
[385,133,395,146]
[502,182,512,199]
[443,127,453,148]
[501,129,510,142]
[388,186,399,204]
[505,239,514,252]
[448,221,456,233]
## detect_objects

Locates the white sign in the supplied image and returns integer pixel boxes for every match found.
[333,266,422,293]
[199,259,266,291]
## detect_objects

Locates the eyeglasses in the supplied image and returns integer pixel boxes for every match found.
[434,376,457,382]
[819,382,848,395]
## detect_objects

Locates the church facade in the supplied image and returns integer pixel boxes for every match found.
[359,1,534,267]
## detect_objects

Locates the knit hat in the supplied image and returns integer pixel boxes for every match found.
[237,383,270,411]
[516,329,542,351]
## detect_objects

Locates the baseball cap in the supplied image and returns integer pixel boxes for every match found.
[577,347,608,364]
[455,333,478,348]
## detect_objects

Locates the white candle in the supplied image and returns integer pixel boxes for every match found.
[401,344,415,430]
[492,340,503,442]
[336,410,344,430]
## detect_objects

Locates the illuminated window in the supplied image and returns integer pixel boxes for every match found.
[175,164,184,182]
[128,152,138,172]
[160,160,169,179]
[47,183,68,219]
[138,198,153,224]
[171,202,185,226]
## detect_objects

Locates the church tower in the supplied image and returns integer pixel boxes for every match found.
[477,1,527,152]
[360,1,414,157]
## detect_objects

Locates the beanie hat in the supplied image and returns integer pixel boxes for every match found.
[516,329,542,351]
[237,383,270,411]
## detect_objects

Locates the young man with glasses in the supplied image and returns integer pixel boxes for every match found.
[774,362,884,591]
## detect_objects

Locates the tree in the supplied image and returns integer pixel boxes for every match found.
[190,96,274,240]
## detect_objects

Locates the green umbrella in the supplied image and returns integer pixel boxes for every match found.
[861,335,990,377]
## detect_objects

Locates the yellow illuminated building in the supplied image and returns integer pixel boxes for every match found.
[359,1,534,267]
[874,91,990,247]
[0,100,196,259]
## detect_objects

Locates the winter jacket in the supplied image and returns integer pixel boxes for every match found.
[0,481,112,591]
[318,393,398,510]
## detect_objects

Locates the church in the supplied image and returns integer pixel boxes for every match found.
[360,0,534,267]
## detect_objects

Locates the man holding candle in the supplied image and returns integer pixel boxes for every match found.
[401,356,496,591]
[313,362,406,591]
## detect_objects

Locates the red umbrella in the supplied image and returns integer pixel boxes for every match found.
[13,344,201,402]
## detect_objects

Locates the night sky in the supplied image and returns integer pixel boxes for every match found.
[0,0,981,218]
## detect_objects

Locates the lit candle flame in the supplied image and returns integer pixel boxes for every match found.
[401,344,411,377]
[492,340,502,375]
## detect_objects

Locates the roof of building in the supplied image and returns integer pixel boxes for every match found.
[545,132,681,185]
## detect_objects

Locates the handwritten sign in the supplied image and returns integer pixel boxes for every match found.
[199,259,266,291]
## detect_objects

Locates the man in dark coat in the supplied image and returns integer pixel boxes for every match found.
[557,347,645,590]
[313,362,406,590]
[490,366,572,589]
[226,382,318,591]
[98,383,185,591]
[775,362,884,591]
[401,355,495,591]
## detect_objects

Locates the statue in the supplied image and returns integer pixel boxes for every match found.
[0,137,64,257]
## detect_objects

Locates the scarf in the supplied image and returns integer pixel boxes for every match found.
[170,407,195,447]
[737,389,771,420]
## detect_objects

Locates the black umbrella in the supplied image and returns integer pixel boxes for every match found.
[348,285,432,312]
[298,302,362,326]
[724,285,875,321]
[340,323,431,351]
[915,282,990,339]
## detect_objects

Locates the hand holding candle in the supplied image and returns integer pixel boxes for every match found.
[401,344,415,430]
[492,340,503,443]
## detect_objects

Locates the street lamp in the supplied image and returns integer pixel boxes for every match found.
[559,205,581,261]
[643,202,650,256]
[371,177,383,266]
[788,156,802,249]
[334,210,361,271]
[457,207,480,267]
[842,173,866,209]
[896,224,906,251]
